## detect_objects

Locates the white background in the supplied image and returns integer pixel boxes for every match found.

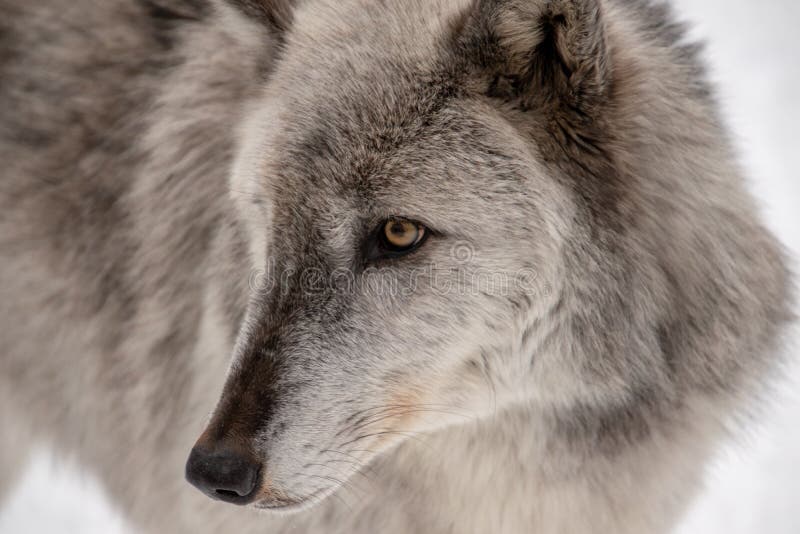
[1,1,798,532]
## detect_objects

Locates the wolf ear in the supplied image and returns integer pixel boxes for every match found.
[224,0,295,34]
[465,0,612,120]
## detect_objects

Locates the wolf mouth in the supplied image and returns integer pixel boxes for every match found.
[254,485,339,514]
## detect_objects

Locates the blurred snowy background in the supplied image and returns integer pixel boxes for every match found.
[1,0,798,532]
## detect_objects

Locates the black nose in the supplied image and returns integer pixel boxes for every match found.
[185,443,261,505]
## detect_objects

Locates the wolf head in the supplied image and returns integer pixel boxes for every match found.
[185,0,792,511]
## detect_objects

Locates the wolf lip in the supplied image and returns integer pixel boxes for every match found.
[254,486,334,514]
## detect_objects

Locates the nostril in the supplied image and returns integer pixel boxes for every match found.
[215,488,243,498]
[185,444,261,505]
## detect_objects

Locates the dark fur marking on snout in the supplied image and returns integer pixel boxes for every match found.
[203,332,288,448]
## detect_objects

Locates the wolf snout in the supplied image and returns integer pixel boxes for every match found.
[185,440,262,505]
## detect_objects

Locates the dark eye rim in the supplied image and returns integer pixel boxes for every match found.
[364,217,432,263]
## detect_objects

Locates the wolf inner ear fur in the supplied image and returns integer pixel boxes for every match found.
[225,0,295,34]
[464,0,612,124]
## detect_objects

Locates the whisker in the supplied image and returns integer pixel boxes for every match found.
[338,404,471,439]
[338,428,431,450]
[304,474,358,512]
[320,448,381,479]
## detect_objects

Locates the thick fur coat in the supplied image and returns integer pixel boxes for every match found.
[0,0,793,532]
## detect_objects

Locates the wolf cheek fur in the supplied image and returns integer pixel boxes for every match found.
[0,0,794,533]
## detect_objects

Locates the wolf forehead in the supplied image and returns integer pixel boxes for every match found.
[244,0,550,209]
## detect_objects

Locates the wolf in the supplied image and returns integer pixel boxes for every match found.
[0,0,793,532]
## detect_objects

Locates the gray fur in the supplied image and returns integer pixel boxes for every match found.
[0,0,793,532]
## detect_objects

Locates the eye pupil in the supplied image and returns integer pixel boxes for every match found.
[389,222,406,235]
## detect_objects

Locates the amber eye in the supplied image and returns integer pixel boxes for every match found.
[365,218,429,262]
[383,219,425,250]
